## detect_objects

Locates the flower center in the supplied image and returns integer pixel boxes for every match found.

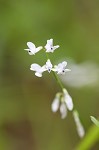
[62,70,65,73]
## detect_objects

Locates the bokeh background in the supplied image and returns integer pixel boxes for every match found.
[0,0,99,150]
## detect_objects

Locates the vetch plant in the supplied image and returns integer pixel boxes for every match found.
[24,38,85,138]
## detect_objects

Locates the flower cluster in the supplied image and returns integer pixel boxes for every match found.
[24,38,85,138]
[51,88,73,119]
[25,39,70,77]
[25,39,59,55]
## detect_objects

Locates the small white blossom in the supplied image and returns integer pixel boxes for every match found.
[73,110,85,138]
[63,89,73,111]
[45,59,53,73]
[53,61,71,74]
[45,39,59,53]
[25,42,43,55]
[51,96,60,112]
[60,102,67,119]
[30,64,46,77]
[30,60,53,77]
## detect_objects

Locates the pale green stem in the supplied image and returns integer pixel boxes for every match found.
[52,71,64,90]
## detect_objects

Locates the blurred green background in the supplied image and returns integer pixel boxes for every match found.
[0,0,99,150]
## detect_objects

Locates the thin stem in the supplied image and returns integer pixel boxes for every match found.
[52,71,64,90]
[45,52,49,60]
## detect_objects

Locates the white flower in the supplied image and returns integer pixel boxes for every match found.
[30,60,53,77]
[51,96,60,112]
[45,39,59,53]
[25,42,43,55]
[45,59,53,73]
[53,61,71,75]
[60,101,67,119]
[30,63,46,77]
[63,89,73,111]
[73,110,85,138]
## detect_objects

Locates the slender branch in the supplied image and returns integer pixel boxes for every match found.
[52,71,64,90]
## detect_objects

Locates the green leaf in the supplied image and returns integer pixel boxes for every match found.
[90,116,99,127]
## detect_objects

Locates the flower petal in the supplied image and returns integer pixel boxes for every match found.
[51,97,60,112]
[64,94,73,111]
[65,69,71,72]
[53,61,70,74]
[30,64,41,72]
[53,45,59,50]
[45,59,53,72]
[47,39,53,46]
[45,39,59,53]
[41,65,47,72]
[27,42,35,50]
[62,61,67,67]
[60,102,67,119]
[36,46,43,52]
[63,89,73,111]
[35,72,42,77]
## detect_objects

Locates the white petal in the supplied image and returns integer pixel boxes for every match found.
[48,39,53,46]
[27,42,35,50]
[36,46,43,52]
[53,45,59,50]
[45,59,53,72]
[51,97,60,112]
[63,88,73,111]
[60,102,67,119]
[54,61,70,74]
[64,94,73,111]
[57,61,67,70]
[41,65,47,72]
[35,72,42,77]
[45,46,50,52]
[45,43,52,52]
[46,59,52,66]
[62,61,67,67]
[64,69,71,72]
[24,48,29,51]
[30,64,41,72]
[45,39,59,53]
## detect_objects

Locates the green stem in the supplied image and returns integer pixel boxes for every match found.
[45,52,49,60]
[52,71,64,90]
